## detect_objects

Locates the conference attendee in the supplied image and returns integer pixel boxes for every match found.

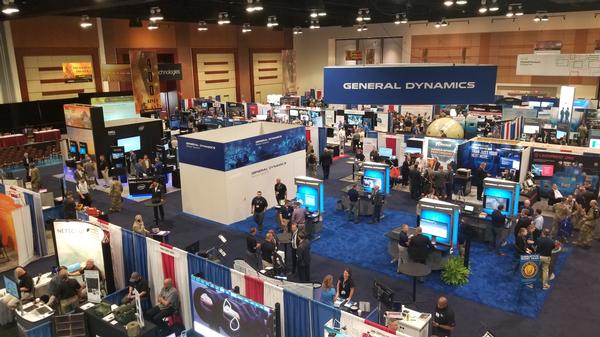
[278,199,293,232]
[74,164,85,183]
[153,156,165,183]
[251,191,268,231]
[408,226,434,265]
[521,199,534,218]
[260,232,276,267]
[142,154,152,173]
[56,268,82,313]
[490,205,507,256]
[432,166,446,198]
[76,178,91,207]
[134,159,146,177]
[122,272,149,304]
[320,148,333,180]
[532,208,545,231]
[514,208,532,239]
[274,178,287,206]
[98,154,110,187]
[432,296,456,337]
[574,200,599,248]
[400,158,410,186]
[150,180,165,221]
[337,128,346,153]
[307,149,318,178]
[291,201,307,228]
[296,231,311,282]
[390,164,400,189]
[109,178,123,213]
[63,192,77,220]
[536,229,557,290]
[267,229,280,250]
[29,163,41,192]
[132,214,150,235]
[445,164,455,200]
[515,227,532,255]
[370,185,384,223]
[355,148,365,162]
[128,151,137,176]
[369,148,379,162]
[551,198,572,237]
[246,227,261,270]
[346,184,360,223]
[335,268,355,302]
[290,223,300,274]
[83,155,97,187]
[15,266,34,300]
[145,278,179,327]
[47,266,68,307]
[409,164,422,200]
[319,275,336,306]
[23,152,32,181]
[397,224,410,265]
[548,184,564,206]
[71,259,104,284]
[473,162,487,201]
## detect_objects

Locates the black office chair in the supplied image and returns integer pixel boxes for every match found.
[0,233,8,261]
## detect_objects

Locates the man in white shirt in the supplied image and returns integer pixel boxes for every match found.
[337,128,346,154]
[532,208,545,231]
[290,223,300,274]
[76,179,91,206]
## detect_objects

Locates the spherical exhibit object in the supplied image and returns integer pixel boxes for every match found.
[426,117,464,139]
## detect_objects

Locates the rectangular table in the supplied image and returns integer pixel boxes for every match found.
[83,306,158,337]
[0,134,27,147]
[33,129,61,142]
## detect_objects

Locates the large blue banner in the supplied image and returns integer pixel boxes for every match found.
[323,65,497,105]
[519,254,540,286]
[178,137,225,171]
[457,141,523,178]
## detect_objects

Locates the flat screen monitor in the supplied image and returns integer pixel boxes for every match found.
[540,101,554,108]
[297,185,319,212]
[527,101,541,108]
[289,109,299,116]
[523,125,539,134]
[256,114,268,121]
[362,171,383,193]
[464,205,475,212]
[589,138,600,149]
[3,275,20,299]
[419,218,449,239]
[69,141,78,154]
[556,130,567,139]
[404,147,422,154]
[378,147,393,158]
[91,96,136,122]
[79,142,88,155]
[117,136,141,152]
[347,115,363,125]
[191,276,275,337]
[531,163,554,177]
[484,196,509,211]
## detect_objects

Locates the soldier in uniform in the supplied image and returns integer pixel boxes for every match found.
[109,177,123,213]
[573,200,599,248]
[551,197,572,237]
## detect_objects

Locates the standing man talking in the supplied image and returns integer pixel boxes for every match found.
[370,185,384,223]
[474,162,487,201]
[320,149,333,180]
[274,178,287,206]
[251,191,268,232]
[150,180,165,222]
[296,231,311,282]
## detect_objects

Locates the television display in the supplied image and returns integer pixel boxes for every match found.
[404,147,422,154]
[90,96,137,122]
[289,109,299,117]
[484,196,509,211]
[523,125,539,134]
[191,276,275,337]
[556,130,567,139]
[531,164,554,177]
[419,218,449,239]
[79,142,88,155]
[378,147,392,158]
[117,136,141,152]
[3,275,20,299]
[362,169,384,193]
[347,115,363,125]
[589,139,600,149]
[296,185,318,212]
[69,141,78,154]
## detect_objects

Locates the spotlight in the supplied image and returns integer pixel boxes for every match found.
[246,0,263,13]
[444,0,454,7]
[435,22,441,28]
[478,0,488,13]
[441,19,449,27]
[515,5,524,16]
[266,15,278,28]
[400,13,408,24]
[293,26,303,35]
[309,19,320,29]
[80,15,93,29]
[217,12,230,25]
[242,23,252,33]
[456,0,468,4]
[356,8,370,22]
[2,0,19,15]
[363,9,371,21]
[318,9,327,17]
[147,21,159,30]
[506,5,514,17]
[394,13,407,24]
[489,0,499,12]
[149,7,163,21]
[310,9,318,18]
[197,20,208,31]
[533,15,541,22]
[541,14,549,22]
[357,23,368,32]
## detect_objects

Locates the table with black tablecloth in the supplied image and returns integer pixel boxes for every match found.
[82,306,158,337]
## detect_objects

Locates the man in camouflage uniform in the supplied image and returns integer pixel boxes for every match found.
[109,177,123,212]
[551,197,572,237]
[573,200,599,248]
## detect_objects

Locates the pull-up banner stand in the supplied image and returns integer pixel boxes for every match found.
[323,65,497,105]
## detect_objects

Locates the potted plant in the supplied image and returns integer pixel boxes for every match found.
[441,256,470,286]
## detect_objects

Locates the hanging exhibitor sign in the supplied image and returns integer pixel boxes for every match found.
[64,104,93,129]
[129,50,162,113]
[323,65,497,105]
[53,220,106,277]
[62,62,93,83]
[158,63,183,81]
[519,254,540,285]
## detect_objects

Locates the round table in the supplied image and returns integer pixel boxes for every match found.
[398,262,432,303]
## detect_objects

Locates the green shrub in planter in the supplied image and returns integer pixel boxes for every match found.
[441,256,470,286]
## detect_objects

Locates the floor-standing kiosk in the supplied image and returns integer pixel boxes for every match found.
[417,198,461,251]
[482,178,520,217]
[362,162,391,194]
[294,176,324,239]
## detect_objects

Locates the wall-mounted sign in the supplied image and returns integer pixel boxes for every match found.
[345,50,363,61]
[516,53,600,77]
[129,50,161,113]
[64,104,92,129]
[63,62,93,83]
[101,64,131,82]
[158,63,183,81]
[324,65,497,105]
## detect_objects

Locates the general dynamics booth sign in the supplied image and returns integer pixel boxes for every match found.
[323,65,497,105]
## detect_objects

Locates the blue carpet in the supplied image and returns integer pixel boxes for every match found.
[229,196,571,318]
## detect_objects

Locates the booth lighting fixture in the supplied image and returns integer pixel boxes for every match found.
[266,16,278,28]
[435,19,448,28]
[147,21,159,30]
[444,0,454,6]
[506,5,514,17]
[394,13,408,24]
[310,8,326,18]
[2,0,19,15]
[533,12,549,22]
[293,26,303,35]
[79,15,92,29]
[356,8,371,22]
[478,0,488,14]
[309,19,320,29]
[242,23,252,33]
[515,5,524,16]
[356,23,368,32]
[456,0,468,4]
[197,20,208,31]
[489,0,499,12]
[246,0,263,13]
[217,12,230,25]
[149,7,163,22]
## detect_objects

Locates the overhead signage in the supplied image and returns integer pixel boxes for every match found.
[158,63,183,81]
[129,50,162,113]
[516,53,600,77]
[345,50,363,61]
[63,62,93,83]
[323,65,497,105]
[64,104,92,129]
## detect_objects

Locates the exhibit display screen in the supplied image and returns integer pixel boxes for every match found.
[191,275,275,337]
[362,169,384,193]
[419,209,451,244]
[79,142,88,155]
[523,125,539,134]
[378,147,392,158]
[556,130,567,139]
[69,141,78,154]
[531,164,554,177]
[3,276,19,299]
[458,142,523,178]
[347,115,363,125]
[590,139,600,149]
[530,150,600,197]
[117,136,141,152]
[289,109,299,116]
[296,185,319,212]
[91,96,137,122]
[484,196,509,211]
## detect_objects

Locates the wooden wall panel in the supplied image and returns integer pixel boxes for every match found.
[195,52,238,102]
[252,52,283,104]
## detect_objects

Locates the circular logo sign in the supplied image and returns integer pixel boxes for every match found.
[521,261,538,279]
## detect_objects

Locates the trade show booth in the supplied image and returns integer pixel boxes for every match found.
[417,198,460,250]
[458,138,526,182]
[178,122,306,224]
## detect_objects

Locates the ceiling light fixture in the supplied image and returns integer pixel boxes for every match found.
[2,0,19,15]
[441,19,449,27]
[356,8,370,22]
[293,26,303,35]
[309,19,320,29]
[242,23,252,33]
[456,0,468,5]
[197,21,208,31]
[515,4,524,16]
[506,5,514,17]
[80,15,92,29]
[435,22,441,28]
[310,9,318,18]
[394,13,408,24]
[357,23,368,32]
[147,21,159,30]
[489,0,499,12]
[246,0,263,13]
[318,8,327,17]
[266,15,278,28]
[444,0,454,7]
[533,14,541,22]
[149,7,163,21]
[478,0,488,14]
[541,14,549,22]
[217,12,230,25]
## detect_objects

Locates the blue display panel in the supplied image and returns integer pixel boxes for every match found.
[3,276,19,299]
[191,276,275,337]
[362,169,384,193]
[458,142,522,178]
[482,187,513,215]
[117,136,141,152]
[420,209,452,245]
[296,185,319,213]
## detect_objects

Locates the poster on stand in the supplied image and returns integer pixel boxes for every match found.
[53,221,106,277]
[129,50,161,113]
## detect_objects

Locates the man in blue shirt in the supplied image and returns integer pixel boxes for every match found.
[346,184,360,223]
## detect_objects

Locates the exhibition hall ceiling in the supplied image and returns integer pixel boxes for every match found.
[2,0,599,27]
